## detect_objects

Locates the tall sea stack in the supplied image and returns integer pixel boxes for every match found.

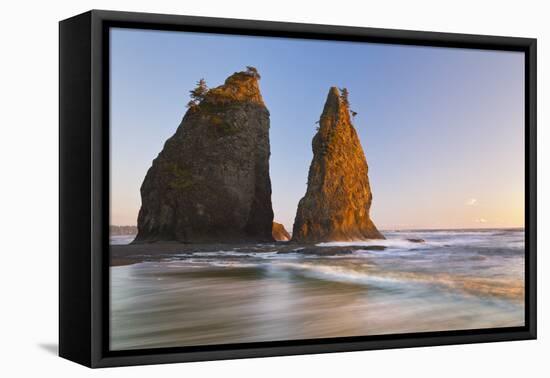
[135,69,274,243]
[292,87,384,242]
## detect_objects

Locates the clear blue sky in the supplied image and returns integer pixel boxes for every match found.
[110,28,525,231]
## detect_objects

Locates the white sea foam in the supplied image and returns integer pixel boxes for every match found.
[208,261,259,268]
[175,250,279,258]
[316,238,432,250]
[317,229,524,252]
[271,262,412,290]
[269,261,523,300]
[188,251,247,257]
[110,235,136,245]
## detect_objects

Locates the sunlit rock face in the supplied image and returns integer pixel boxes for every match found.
[272,222,291,241]
[292,87,384,242]
[135,70,274,243]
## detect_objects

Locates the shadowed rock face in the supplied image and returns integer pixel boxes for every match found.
[135,71,274,243]
[272,222,291,241]
[292,87,384,242]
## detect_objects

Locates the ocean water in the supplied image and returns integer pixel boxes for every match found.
[110,235,136,245]
[110,229,525,350]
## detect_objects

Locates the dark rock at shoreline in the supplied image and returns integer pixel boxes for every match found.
[277,244,387,255]
[407,238,425,243]
[292,87,384,242]
[272,222,291,241]
[361,245,387,250]
[135,70,274,243]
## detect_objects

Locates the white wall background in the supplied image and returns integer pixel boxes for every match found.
[0,0,546,376]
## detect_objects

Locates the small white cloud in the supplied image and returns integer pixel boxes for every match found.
[465,198,478,206]
[475,218,488,223]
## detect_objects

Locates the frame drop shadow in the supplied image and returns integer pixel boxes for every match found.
[38,343,58,355]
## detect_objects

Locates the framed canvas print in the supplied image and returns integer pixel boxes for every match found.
[59,10,537,368]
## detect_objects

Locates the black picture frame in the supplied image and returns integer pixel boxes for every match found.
[59,9,537,368]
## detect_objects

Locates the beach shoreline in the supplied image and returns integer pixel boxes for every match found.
[109,228,525,350]
[110,241,389,266]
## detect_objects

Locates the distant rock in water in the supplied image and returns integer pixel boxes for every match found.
[135,69,274,243]
[272,222,291,241]
[292,87,384,242]
[407,238,425,243]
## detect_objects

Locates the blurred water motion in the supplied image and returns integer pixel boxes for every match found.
[110,229,524,350]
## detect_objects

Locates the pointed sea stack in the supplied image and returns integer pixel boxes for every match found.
[135,69,274,243]
[292,87,384,242]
